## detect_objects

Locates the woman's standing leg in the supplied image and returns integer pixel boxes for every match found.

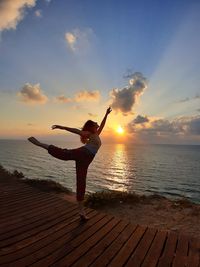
[76,161,89,220]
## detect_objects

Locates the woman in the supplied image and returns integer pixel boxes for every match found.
[28,107,112,220]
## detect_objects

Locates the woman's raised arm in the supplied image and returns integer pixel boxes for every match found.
[97,107,112,135]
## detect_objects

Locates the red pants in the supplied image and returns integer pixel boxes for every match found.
[48,145,94,201]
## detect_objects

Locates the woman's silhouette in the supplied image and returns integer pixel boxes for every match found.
[28,107,112,220]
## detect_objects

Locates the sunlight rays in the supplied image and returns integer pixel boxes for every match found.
[138,5,200,119]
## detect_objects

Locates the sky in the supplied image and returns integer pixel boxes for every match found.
[0,0,200,144]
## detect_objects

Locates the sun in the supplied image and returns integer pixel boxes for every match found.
[116,125,125,135]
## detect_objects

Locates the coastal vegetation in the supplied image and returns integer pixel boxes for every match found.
[0,165,71,194]
[0,164,196,208]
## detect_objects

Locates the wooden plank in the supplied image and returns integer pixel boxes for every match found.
[0,181,200,267]
[0,195,59,216]
[108,225,146,267]
[125,227,157,267]
[141,230,167,267]
[0,210,96,265]
[0,193,67,215]
[172,234,189,267]
[6,212,106,266]
[0,193,58,216]
[0,191,55,209]
[90,223,138,267]
[0,205,78,254]
[0,185,50,200]
[71,220,129,267]
[0,201,72,237]
[52,217,121,267]
[187,238,200,267]
[0,197,64,226]
[157,231,178,267]
[0,184,32,194]
[0,184,47,196]
[0,200,70,235]
[0,188,37,200]
[0,204,76,242]
[39,214,113,267]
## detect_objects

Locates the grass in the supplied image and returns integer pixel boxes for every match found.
[0,164,71,194]
[84,190,167,208]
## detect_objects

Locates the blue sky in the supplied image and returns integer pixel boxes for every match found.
[0,0,200,144]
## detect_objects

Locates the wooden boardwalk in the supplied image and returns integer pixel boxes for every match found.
[0,179,199,267]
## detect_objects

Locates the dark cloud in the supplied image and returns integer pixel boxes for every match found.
[178,97,190,103]
[127,116,200,137]
[133,115,149,124]
[194,94,200,99]
[188,117,200,135]
[177,94,200,103]
[128,119,167,134]
[110,72,147,115]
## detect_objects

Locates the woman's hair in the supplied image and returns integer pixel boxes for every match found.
[80,120,96,144]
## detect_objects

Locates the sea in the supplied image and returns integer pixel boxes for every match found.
[0,139,200,204]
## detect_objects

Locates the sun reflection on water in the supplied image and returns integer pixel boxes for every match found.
[107,144,131,191]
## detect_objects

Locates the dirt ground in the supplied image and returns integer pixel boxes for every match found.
[59,193,200,239]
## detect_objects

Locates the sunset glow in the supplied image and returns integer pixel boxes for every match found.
[0,1,200,144]
[116,126,125,135]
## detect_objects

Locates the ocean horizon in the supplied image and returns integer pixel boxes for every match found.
[0,139,200,204]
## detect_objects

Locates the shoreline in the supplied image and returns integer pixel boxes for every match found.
[1,165,199,239]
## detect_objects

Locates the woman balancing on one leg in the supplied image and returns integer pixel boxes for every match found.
[28,107,112,221]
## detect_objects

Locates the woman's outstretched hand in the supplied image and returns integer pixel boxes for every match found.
[52,125,60,130]
[106,107,112,115]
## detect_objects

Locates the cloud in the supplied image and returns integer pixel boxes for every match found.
[65,32,76,51]
[127,115,200,137]
[18,83,48,104]
[177,94,200,103]
[188,117,200,135]
[34,9,42,18]
[133,115,149,124]
[197,109,200,112]
[88,113,97,117]
[55,90,100,105]
[194,94,200,100]
[65,28,93,53]
[55,95,72,103]
[110,72,147,115]
[74,90,100,102]
[0,0,36,32]
[178,97,190,103]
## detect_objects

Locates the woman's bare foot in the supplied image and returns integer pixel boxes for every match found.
[79,213,89,221]
[79,209,89,221]
[28,137,41,146]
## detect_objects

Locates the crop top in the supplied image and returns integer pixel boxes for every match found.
[84,133,101,155]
